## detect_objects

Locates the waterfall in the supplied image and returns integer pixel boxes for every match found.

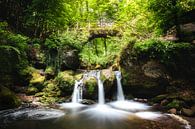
[96,71,105,104]
[115,71,125,101]
[71,70,106,104]
[72,80,83,103]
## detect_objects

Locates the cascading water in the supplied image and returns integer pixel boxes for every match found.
[0,69,191,129]
[72,80,83,103]
[96,71,105,104]
[115,71,125,101]
[110,71,150,112]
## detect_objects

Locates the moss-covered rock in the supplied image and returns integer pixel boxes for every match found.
[101,69,115,98]
[166,99,185,110]
[26,86,39,95]
[37,80,61,104]
[29,67,45,90]
[83,77,98,99]
[0,86,21,109]
[119,39,195,99]
[55,70,75,95]
[120,62,168,98]
[45,66,55,79]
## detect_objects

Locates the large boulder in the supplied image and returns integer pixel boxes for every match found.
[119,40,195,99]
[54,70,76,96]
[120,61,168,98]
[119,43,169,98]
[60,48,80,70]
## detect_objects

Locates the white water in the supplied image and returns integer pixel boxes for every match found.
[97,71,105,104]
[72,80,83,103]
[115,71,125,101]
[110,100,150,111]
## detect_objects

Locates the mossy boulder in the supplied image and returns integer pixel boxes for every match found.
[0,86,21,109]
[37,80,62,104]
[120,61,168,98]
[101,69,115,98]
[29,67,45,90]
[83,77,98,99]
[45,66,55,79]
[26,86,39,95]
[119,40,195,98]
[55,70,75,95]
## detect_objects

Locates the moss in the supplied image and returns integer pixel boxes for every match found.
[26,87,39,95]
[74,73,83,80]
[28,67,45,90]
[30,72,45,84]
[37,81,61,104]
[45,66,55,76]
[84,77,97,96]
[45,66,55,79]
[0,86,21,109]
[55,70,75,94]
[166,99,185,110]
[151,94,168,103]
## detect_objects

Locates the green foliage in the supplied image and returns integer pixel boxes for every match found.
[0,24,29,85]
[43,31,85,72]
[166,99,185,109]
[133,39,194,64]
[26,86,39,95]
[147,0,195,34]
[84,77,97,96]
[44,31,88,50]
[80,37,128,68]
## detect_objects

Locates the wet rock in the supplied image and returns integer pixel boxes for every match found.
[161,99,169,106]
[81,99,96,105]
[152,103,164,111]
[182,108,195,117]
[142,61,167,79]
[168,108,177,114]
[191,105,195,112]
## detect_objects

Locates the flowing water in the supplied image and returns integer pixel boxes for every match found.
[72,80,83,103]
[97,71,105,104]
[115,71,125,101]
[0,70,191,129]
